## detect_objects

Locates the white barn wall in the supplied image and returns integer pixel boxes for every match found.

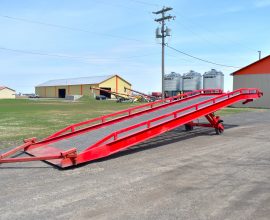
[233,74,270,108]
[0,88,15,99]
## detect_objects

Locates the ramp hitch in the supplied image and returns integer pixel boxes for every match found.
[0,137,77,164]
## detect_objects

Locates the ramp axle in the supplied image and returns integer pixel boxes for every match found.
[185,113,224,134]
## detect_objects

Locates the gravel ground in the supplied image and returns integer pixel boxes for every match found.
[0,110,270,220]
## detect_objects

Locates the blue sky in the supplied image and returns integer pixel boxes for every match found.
[0,0,269,93]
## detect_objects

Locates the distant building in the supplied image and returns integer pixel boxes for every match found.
[0,86,16,99]
[35,75,132,98]
[231,55,270,108]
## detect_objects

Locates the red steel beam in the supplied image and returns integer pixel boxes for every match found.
[0,148,77,164]
[0,138,36,159]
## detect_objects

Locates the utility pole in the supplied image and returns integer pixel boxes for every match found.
[153,6,175,99]
[258,51,261,60]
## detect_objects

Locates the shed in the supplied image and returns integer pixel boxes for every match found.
[231,55,270,108]
[35,75,132,99]
[0,86,16,99]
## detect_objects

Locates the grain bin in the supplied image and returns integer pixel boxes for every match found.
[164,72,182,97]
[182,70,202,92]
[203,69,224,90]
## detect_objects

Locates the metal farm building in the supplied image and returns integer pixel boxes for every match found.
[0,86,15,99]
[35,75,132,99]
[232,55,270,108]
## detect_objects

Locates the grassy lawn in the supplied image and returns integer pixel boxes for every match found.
[0,97,140,149]
[216,107,257,115]
[0,97,260,150]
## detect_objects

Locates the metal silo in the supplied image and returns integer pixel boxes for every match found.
[182,70,202,92]
[203,69,224,90]
[164,72,182,97]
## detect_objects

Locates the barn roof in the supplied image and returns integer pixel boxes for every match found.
[36,75,131,87]
[0,86,15,91]
[231,55,270,76]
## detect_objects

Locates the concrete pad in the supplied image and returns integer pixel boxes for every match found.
[0,110,270,220]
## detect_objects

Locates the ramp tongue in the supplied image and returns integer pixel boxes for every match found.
[26,145,67,167]
[0,144,77,168]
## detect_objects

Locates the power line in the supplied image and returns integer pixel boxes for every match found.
[0,46,155,61]
[166,44,241,69]
[0,14,147,43]
[1,42,240,69]
[0,46,84,59]
[0,11,243,70]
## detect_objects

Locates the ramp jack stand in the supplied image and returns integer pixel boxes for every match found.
[185,113,224,135]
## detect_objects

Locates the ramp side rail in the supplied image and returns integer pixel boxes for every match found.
[73,88,262,164]
[81,88,261,152]
[46,89,222,140]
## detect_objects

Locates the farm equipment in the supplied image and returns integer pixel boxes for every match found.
[152,92,162,98]
[0,88,262,168]
[124,87,158,102]
[90,87,134,102]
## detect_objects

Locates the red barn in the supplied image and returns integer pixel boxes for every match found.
[232,55,270,108]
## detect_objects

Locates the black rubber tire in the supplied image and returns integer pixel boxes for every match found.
[215,123,224,135]
[185,124,194,131]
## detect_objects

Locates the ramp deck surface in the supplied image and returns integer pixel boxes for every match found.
[49,95,215,152]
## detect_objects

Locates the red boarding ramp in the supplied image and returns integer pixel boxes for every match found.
[0,88,262,168]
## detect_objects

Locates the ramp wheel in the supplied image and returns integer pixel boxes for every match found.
[185,124,193,131]
[215,123,224,135]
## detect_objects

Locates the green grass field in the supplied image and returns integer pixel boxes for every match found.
[0,97,140,149]
[0,97,258,150]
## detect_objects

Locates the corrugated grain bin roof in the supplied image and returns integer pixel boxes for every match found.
[37,75,117,87]
[204,69,224,76]
[183,70,201,77]
[231,55,270,76]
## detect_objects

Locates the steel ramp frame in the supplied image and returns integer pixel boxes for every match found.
[0,88,262,168]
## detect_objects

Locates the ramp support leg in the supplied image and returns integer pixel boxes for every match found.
[205,113,224,134]
[184,113,224,135]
